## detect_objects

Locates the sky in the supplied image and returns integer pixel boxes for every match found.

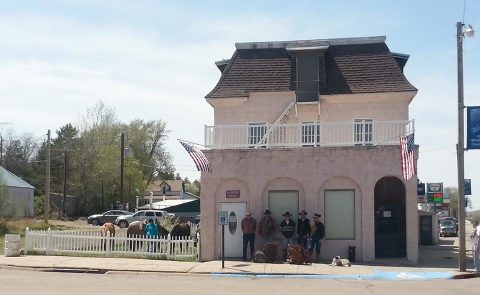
[0,0,479,210]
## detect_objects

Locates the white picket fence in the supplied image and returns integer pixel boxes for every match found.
[24,227,200,260]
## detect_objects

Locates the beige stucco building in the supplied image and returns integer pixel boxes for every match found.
[199,36,419,263]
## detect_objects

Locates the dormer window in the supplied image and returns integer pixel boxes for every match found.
[293,53,326,103]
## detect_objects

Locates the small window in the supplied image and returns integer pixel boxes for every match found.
[302,122,321,146]
[145,211,155,217]
[134,211,145,217]
[155,211,164,217]
[324,190,355,239]
[248,123,267,146]
[354,119,373,145]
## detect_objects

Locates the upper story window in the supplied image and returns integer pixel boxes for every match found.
[248,123,267,146]
[354,119,373,145]
[295,55,326,103]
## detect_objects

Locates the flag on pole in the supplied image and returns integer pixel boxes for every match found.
[179,140,212,172]
[400,133,415,180]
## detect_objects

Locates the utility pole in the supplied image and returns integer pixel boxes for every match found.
[120,132,125,203]
[456,21,475,272]
[45,130,51,223]
[63,151,67,217]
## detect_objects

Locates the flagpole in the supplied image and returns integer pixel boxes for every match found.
[177,139,206,148]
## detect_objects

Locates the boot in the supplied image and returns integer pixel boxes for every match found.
[315,252,320,262]
[283,249,287,262]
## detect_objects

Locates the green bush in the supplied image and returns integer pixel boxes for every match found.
[0,218,8,235]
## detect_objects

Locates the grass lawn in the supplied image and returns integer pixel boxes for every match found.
[0,218,87,255]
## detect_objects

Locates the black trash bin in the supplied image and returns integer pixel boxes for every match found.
[348,246,355,262]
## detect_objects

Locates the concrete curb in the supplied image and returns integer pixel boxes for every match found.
[452,272,479,279]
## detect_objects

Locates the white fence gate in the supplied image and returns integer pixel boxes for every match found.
[25,227,200,261]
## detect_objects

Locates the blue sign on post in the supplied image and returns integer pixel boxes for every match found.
[467,106,480,149]
[465,179,471,195]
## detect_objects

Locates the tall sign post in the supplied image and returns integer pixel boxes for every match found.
[218,211,228,269]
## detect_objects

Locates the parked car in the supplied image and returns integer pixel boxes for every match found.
[439,220,458,237]
[114,210,175,228]
[439,217,458,232]
[87,210,131,226]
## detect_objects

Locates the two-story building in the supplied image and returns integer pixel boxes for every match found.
[199,36,418,262]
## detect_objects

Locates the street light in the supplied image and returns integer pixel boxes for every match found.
[456,21,474,272]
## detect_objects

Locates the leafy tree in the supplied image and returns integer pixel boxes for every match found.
[445,186,471,218]
[124,119,175,184]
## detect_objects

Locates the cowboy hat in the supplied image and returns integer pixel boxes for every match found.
[264,209,271,215]
[283,211,291,217]
[299,210,307,215]
[313,213,322,218]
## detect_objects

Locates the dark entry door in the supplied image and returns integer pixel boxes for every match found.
[374,177,406,258]
[419,216,433,245]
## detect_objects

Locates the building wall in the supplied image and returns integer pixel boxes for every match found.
[199,146,418,262]
[208,91,416,125]
[0,186,34,217]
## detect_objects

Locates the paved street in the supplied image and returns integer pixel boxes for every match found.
[1,268,479,295]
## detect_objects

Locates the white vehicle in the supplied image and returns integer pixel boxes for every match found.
[114,210,174,228]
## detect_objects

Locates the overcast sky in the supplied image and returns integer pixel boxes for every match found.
[1,0,479,210]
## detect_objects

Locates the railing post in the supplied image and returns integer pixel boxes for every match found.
[167,233,171,259]
[46,228,52,255]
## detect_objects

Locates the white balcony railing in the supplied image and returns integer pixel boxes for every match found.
[204,120,414,149]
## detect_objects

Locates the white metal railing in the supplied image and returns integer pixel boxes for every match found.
[205,120,414,149]
[24,228,199,260]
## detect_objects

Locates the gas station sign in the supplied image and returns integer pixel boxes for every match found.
[427,182,443,203]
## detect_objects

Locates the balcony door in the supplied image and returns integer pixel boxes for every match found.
[354,119,373,145]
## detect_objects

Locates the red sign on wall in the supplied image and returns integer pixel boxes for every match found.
[226,190,240,198]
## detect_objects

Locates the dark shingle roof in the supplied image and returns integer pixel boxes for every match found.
[206,41,417,99]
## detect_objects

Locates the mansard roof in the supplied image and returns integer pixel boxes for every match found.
[206,36,417,99]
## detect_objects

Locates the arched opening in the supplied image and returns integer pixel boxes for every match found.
[374,177,406,258]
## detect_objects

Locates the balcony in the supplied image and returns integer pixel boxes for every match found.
[204,120,414,149]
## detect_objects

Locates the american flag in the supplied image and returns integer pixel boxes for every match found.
[400,133,415,180]
[179,140,212,172]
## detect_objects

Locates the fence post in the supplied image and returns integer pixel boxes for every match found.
[46,228,52,255]
[167,233,171,259]
[25,227,30,253]
[197,232,200,261]
[106,230,112,257]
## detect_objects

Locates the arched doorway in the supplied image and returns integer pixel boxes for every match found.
[374,177,406,258]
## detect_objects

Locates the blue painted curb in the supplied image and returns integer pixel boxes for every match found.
[210,271,455,280]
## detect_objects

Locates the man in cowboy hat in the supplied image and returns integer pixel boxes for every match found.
[309,213,325,262]
[297,210,311,249]
[258,209,275,242]
[279,211,296,261]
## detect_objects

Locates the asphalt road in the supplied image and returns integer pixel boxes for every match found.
[1,268,479,295]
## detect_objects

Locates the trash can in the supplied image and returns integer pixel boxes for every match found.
[348,246,355,262]
[4,234,21,257]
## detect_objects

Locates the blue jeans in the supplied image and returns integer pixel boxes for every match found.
[243,233,255,260]
[308,238,321,255]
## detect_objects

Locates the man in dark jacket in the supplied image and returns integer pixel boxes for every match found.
[241,211,257,261]
[279,211,296,261]
[297,210,311,249]
[309,213,325,262]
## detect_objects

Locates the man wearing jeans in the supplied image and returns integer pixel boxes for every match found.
[279,211,296,261]
[241,211,257,261]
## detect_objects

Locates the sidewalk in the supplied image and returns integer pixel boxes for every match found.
[0,237,477,280]
[0,255,474,280]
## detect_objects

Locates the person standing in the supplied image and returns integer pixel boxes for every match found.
[241,211,257,261]
[297,210,311,249]
[258,209,276,242]
[309,213,325,262]
[279,211,296,261]
[145,218,158,252]
[471,221,480,274]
